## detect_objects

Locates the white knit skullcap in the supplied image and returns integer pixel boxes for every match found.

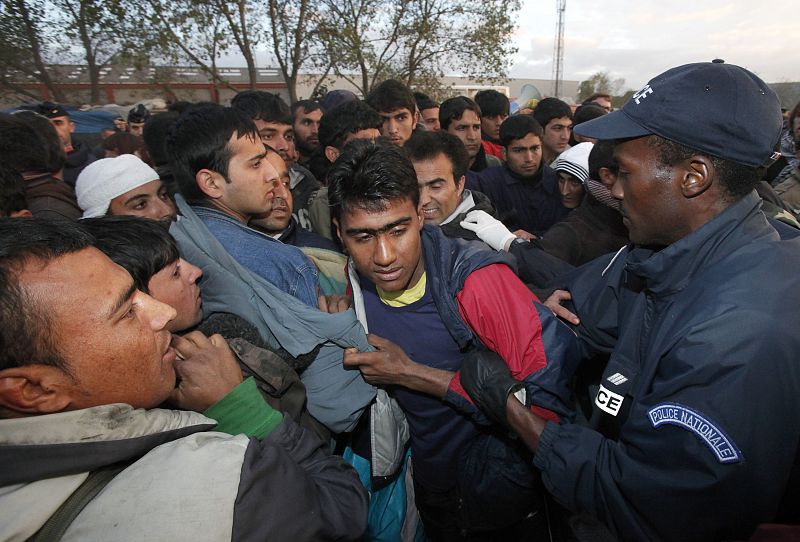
[76,154,160,218]
[552,142,594,184]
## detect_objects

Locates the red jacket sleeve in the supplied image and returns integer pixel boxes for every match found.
[450,264,560,422]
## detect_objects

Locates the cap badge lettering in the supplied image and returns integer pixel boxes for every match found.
[633,84,654,104]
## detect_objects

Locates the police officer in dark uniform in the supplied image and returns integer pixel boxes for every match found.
[460,60,800,541]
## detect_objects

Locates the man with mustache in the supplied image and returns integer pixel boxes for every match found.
[251,146,340,252]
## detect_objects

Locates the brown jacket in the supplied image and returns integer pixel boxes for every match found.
[25,172,81,221]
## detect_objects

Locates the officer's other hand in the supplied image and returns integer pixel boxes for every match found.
[169,331,244,412]
[544,289,580,325]
[512,229,537,241]
[461,349,524,427]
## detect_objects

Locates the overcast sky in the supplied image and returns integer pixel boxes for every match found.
[511,0,799,90]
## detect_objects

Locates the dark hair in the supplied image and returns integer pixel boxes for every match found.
[365,79,416,115]
[588,140,617,180]
[4,111,66,174]
[231,90,292,124]
[570,104,608,146]
[167,104,258,202]
[102,132,146,156]
[143,112,180,167]
[499,115,543,147]
[0,217,94,372]
[439,97,482,131]
[533,97,573,128]
[291,99,321,120]
[573,104,607,127]
[582,93,611,105]
[167,101,194,114]
[404,130,469,183]
[414,92,439,111]
[474,90,509,118]
[646,135,760,199]
[328,139,419,221]
[128,104,150,124]
[318,100,381,150]
[0,166,29,216]
[80,216,179,293]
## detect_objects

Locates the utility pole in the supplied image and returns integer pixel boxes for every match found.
[551,0,566,97]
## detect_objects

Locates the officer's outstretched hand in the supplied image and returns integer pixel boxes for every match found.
[461,349,524,427]
[460,210,517,251]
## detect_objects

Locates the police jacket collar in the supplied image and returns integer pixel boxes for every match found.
[624,191,774,297]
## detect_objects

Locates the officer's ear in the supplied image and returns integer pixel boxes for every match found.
[681,155,713,199]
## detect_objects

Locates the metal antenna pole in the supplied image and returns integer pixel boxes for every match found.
[551,0,566,97]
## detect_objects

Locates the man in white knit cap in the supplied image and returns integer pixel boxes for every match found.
[75,154,177,222]
[551,141,593,209]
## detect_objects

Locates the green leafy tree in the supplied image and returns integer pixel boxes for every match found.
[577,71,625,102]
[316,0,520,95]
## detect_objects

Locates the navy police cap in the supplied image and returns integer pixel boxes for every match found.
[35,101,69,119]
[573,60,782,168]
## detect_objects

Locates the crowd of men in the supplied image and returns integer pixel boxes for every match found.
[1,59,799,542]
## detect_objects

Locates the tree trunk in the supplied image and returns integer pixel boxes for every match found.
[76,1,101,103]
[14,0,65,102]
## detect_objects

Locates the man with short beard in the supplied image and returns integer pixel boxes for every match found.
[291,99,323,165]
[168,104,319,307]
[366,79,419,147]
[167,104,376,434]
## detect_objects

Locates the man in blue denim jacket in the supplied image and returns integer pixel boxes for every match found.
[167,104,319,306]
